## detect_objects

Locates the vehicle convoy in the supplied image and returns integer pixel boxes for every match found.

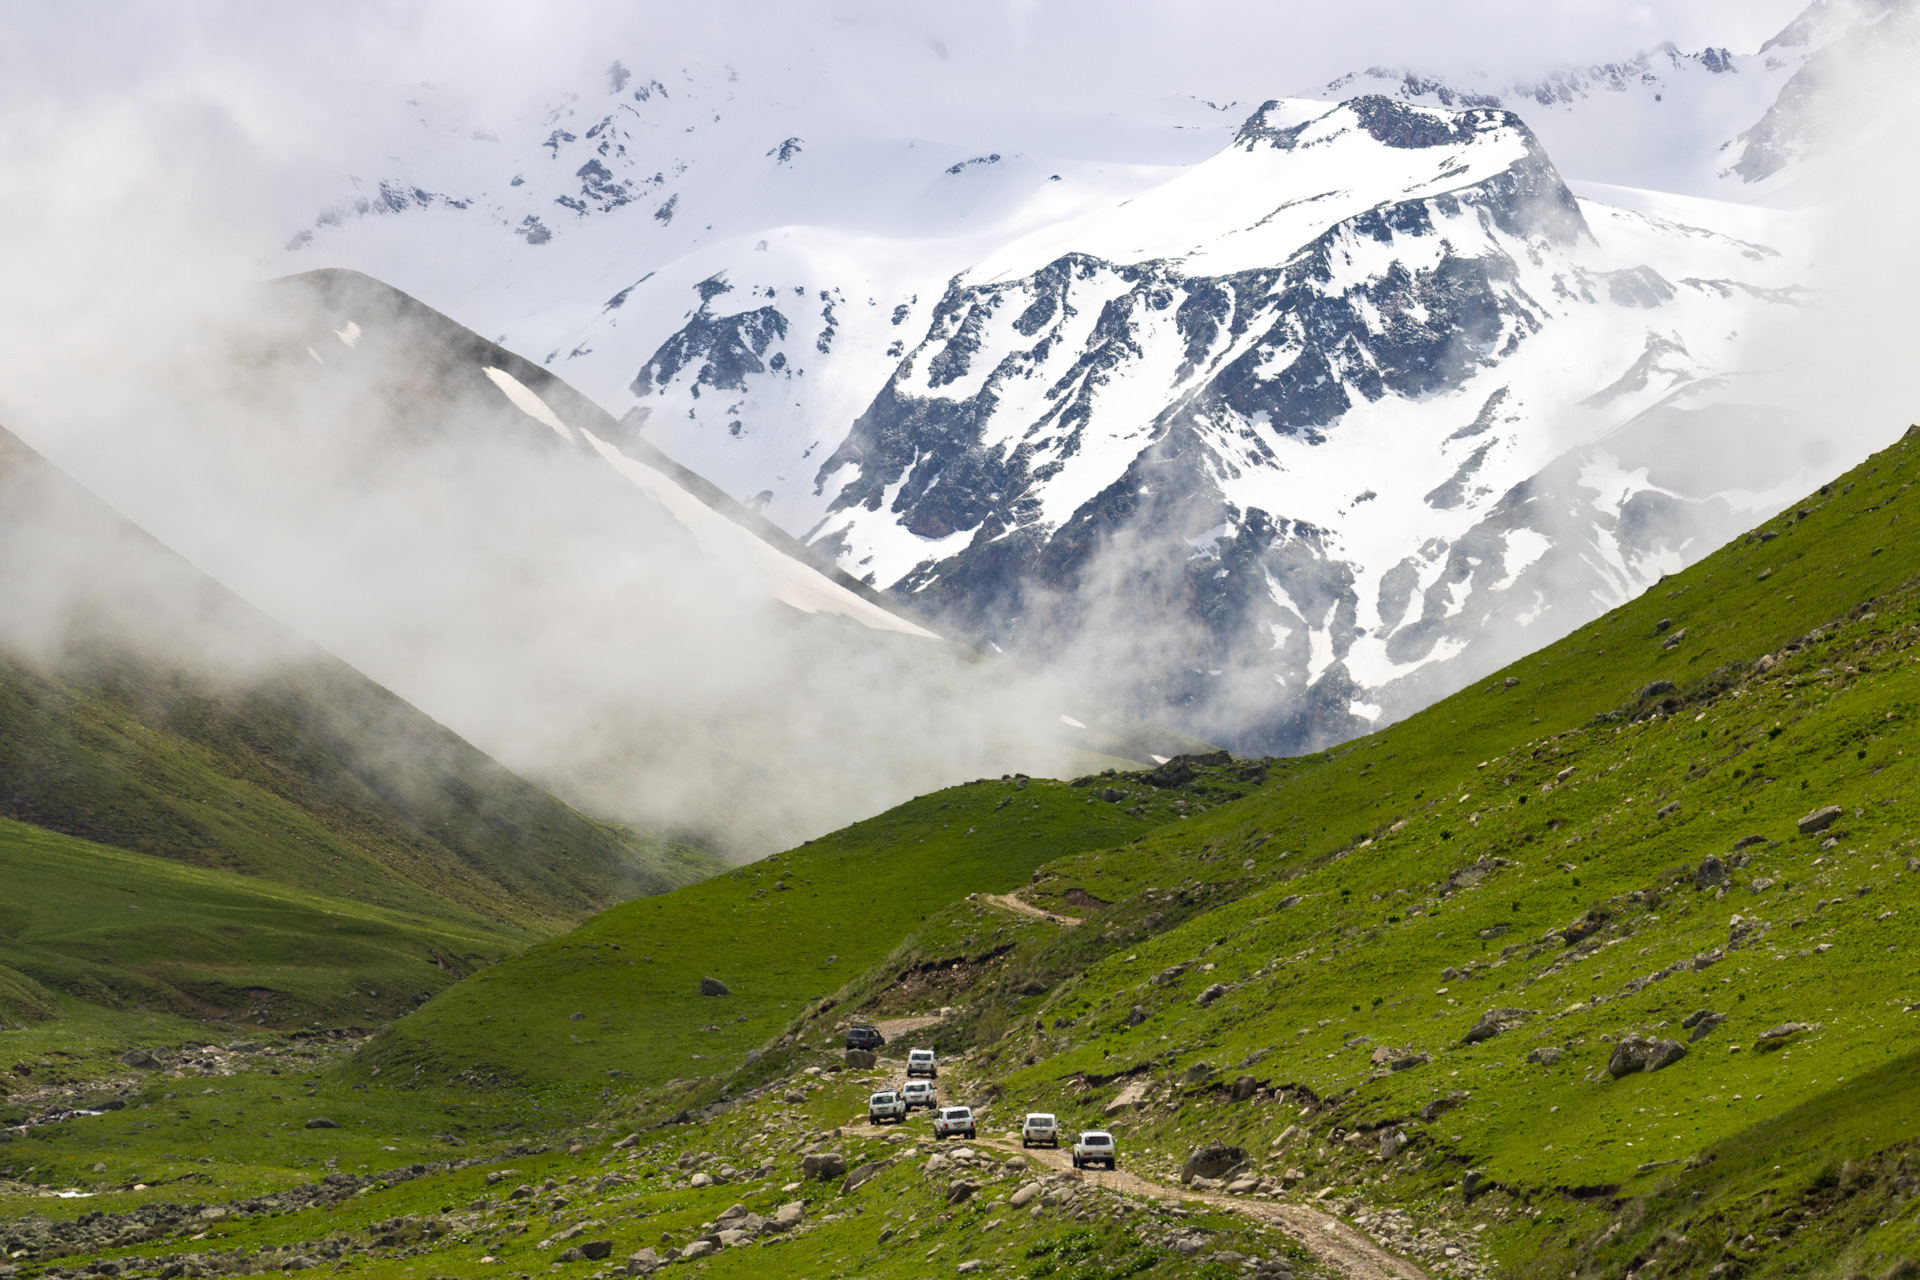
[906,1048,938,1078]
[902,1080,938,1111]
[932,1106,976,1140]
[1072,1130,1117,1169]
[1021,1112,1059,1147]
[846,1025,885,1051]
[868,1090,907,1125]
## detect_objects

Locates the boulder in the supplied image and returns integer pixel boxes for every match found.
[1418,1093,1466,1122]
[1391,1053,1431,1072]
[698,977,730,997]
[1646,1039,1688,1072]
[1104,1078,1149,1116]
[771,1202,805,1230]
[1756,1022,1811,1050]
[1231,1075,1259,1102]
[1606,1036,1653,1077]
[841,1160,890,1194]
[1183,1143,1247,1183]
[1798,806,1843,835]
[1195,983,1228,1007]
[579,1241,613,1261]
[1682,1011,1726,1042]
[801,1152,847,1180]
[303,1118,340,1130]
[1151,759,1198,788]
[626,1247,660,1273]
[1127,1004,1148,1026]
[119,1049,161,1070]
[1525,1046,1563,1067]
[845,1049,876,1069]
[1227,1178,1261,1194]
[556,1247,585,1263]
[680,1241,716,1261]
[946,1181,980,1205]
[1010,1183,1040,1208]
[1728,913,1770,949]
[1694,855,1728,890]
[1462,1008,1533,1044]
[1379,1130,1408,1159]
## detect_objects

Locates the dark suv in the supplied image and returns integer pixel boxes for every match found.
[846,1025,886,1051]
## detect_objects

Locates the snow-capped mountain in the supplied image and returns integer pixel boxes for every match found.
[616,96,1812,751]
[272,1,1877,756]
[1314,0,1910,200]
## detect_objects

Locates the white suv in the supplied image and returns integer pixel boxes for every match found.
[1021,1113,1059,1148]
[867,1091,907,1125]
[902,1080,938,1111]
[906,1048,938,1078]
[932,1106,976,1140]
[1071,1130,1117,1170]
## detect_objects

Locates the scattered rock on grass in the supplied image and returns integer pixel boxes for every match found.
[303,1118,340,1130]
[1694,855,1727,889]
[1756,1022,1812,1050]
[1798,806,1843,835]
[1183,1143,1247,1182]
[801,1152,847,1180]
[698,977,730,997]
[1526,1046,1563,1066]
[1682,1010,1726,1042]
[1462,1008,1533,1044]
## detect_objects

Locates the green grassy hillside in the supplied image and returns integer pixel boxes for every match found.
[0,817,528,1038]
[0,425,719,940]
[357,758,1269,1091]
[13,430,1920,1280]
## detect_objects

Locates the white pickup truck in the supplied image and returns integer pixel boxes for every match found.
[1071,1130,1117,1170]
[932,1106,976,1140]
[867,1091,907,1125]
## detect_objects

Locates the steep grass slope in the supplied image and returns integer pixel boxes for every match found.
[12,431,1920,1280]
[0,818,519,1034]
[0,425,718,936]
[753,424,1920,1279]
[358,758,1268,1091]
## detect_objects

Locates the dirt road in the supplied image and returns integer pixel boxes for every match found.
[978,1136,1426,1280]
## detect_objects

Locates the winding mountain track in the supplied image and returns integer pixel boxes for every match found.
[977,1136,1426,1280]
[979,893,1081,926]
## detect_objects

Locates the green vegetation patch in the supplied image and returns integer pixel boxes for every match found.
[0,819,522,1033]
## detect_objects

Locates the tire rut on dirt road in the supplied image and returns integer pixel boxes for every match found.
[978,1136,1427,1280]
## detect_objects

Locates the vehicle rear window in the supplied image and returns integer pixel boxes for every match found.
[946,1108,971,1119]
[1028,1114,1055,1123]
[1084,1135,1110,1145]
[871,1093,895,1103]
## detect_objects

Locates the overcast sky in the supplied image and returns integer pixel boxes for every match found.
[3,1,1810,194]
